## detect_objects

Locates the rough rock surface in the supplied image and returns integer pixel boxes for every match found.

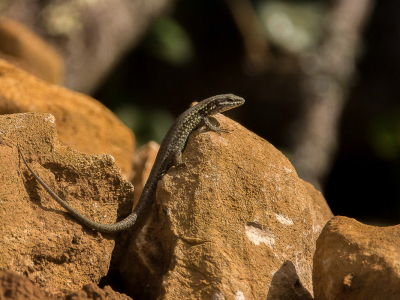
[43,283,133,300]
[313,216,400,300]
[0,17,64,85]
[0,270,133,300]
[0,60,135,179]
[120,115,333,299]
[0,270,44,300]
[266,261,313,300]
[0,113,134,290]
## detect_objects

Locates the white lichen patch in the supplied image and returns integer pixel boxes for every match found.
[283,166,293,173]
[235,291,245,300]
[212,290,226,300]
[44,114,56,124]
[274,213,294,225]
[245,223,275,248]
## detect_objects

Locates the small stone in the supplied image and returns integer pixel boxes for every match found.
[313,216,400,300]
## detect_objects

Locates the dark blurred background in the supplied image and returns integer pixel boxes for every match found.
[2,0,400,225]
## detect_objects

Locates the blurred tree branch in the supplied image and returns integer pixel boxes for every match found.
[291,0,374,189]
[2,0,174,93]
[225,0,270,74]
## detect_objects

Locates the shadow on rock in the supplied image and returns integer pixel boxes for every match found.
[266,260,313,300]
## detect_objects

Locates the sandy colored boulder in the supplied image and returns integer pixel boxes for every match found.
[0,59,135,179]
[313,216,400,300]
[0,17,64,85]
[0,113,134,290]
[120,115,333,299]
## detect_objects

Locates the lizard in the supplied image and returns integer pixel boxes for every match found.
[17,94,245,233]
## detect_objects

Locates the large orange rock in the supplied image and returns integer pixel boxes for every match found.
[0,17,64,85]
[120,114,333,299]
[0,113,134,290]
[0,59,135,179]
[313,216,400,300]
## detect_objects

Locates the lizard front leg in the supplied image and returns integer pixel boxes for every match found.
[204,117,229,134]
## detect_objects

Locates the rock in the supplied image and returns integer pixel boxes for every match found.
[0,17,64,85]
[0,59,135,179]
[313,216,400,300]
[266,261,313,300]
[51,283,133,300]
[120,114,333,299]
[95,142,160,291]
[131,141,159,207]
[0,270,45,300]
[0,270,133,300]
[302,180,333,222]
[0,113,134,290]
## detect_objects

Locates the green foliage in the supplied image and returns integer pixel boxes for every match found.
[144,17,194,66]
[369,113,400,160]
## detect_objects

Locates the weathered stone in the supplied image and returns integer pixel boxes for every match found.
[0,17,64,85]
[266,261,313,300]
[0,60,135,179]
[313,216,400,300]
[0,270,44,300]
[0,113,134,290]
[120,114,333,299]
[0,270,133,300]
[57,283,133,300]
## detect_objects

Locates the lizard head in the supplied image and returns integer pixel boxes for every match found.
[207,94,245,115]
